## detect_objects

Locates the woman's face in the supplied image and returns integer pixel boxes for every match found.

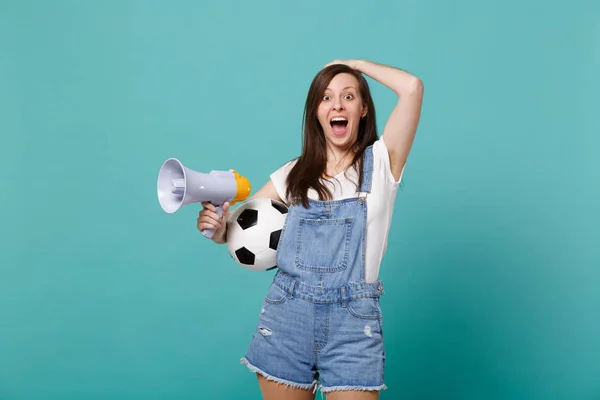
[317,73,367,151]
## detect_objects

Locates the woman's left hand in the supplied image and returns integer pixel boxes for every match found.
[324,59,363,70]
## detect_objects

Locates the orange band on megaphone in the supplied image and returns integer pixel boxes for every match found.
[231,170,251,205]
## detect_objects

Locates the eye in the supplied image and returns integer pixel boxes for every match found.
[344,94,354,100]
[323,95,331,101]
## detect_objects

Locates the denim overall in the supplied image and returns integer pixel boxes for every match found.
[241,145,386,393]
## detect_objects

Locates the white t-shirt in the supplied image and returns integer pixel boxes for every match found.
[270,138,402,283]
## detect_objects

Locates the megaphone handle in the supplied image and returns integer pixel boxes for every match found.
[201,205,223,239]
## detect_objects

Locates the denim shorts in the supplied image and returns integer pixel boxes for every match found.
[241,271,387,393]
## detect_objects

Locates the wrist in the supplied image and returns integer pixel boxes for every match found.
[353,59,366,71]
[212,229,227,244]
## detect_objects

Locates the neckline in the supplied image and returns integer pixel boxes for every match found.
[323,165,356,181]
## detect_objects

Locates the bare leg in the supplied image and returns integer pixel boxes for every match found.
[257,374,316,400]
[325,390,380,400]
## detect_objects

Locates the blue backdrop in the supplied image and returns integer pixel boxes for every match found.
[1,0,599,399]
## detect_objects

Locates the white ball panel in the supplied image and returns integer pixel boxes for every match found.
[225,198,288,271]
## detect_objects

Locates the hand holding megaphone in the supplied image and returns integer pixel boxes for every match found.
[197,201,230,243]
[157,158,251,239]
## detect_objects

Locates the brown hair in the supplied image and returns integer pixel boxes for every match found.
[285,64,378,207]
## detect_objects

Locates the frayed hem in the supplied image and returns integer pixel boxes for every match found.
[240,357,318,392]
[320,383,387,393]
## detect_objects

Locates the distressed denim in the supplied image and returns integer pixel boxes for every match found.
[241,145,387,393]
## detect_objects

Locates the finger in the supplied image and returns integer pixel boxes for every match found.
[197,221,220,232]
[202,202,217,210]
[198,210,219,221]
[198,214,223,226]
[199,204,216,216]
[197,217,221,230]
[214,202,229,222]
[202,202,217,211]
[221,202,230,214]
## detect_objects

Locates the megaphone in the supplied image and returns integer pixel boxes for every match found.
[157,158,251,239]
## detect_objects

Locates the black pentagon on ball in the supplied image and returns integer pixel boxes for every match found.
[269,229,282,250]
[271,200,288,214]
[236,209,258,230]
[235,247,255,265]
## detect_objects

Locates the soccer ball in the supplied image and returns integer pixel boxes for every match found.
[226,197,288,271]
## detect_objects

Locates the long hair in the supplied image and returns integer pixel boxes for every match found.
[286,64,378,207]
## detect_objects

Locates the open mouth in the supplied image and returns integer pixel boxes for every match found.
[330,117,348,136]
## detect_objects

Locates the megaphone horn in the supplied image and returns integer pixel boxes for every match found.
[157,158,251,239]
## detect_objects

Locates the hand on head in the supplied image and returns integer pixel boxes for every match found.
[324,59,362,70]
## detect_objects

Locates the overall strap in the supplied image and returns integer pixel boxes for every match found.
[359,145,374,194]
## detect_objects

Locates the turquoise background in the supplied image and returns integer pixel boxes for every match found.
[1,0,599,399]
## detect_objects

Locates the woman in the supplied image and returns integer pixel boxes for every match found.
[198,59,424,400]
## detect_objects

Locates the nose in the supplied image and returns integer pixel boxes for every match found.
[333,98,344,111]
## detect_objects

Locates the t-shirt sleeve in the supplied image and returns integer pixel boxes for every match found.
[269,160,296,205]
[372,137,404,187]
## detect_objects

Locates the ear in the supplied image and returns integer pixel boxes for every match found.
[361,105,368,118]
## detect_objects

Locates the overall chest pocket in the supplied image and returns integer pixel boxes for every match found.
[295,217,353,272]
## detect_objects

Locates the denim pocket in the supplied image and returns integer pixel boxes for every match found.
[263,283,288,304]
[346,297,382,320]
[295,217,353,273]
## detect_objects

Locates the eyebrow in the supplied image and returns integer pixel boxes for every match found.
[325,86,357,91]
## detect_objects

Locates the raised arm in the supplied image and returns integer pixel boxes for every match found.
[326,59,424,181]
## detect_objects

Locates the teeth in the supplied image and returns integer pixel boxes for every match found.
[331,117,347,122]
